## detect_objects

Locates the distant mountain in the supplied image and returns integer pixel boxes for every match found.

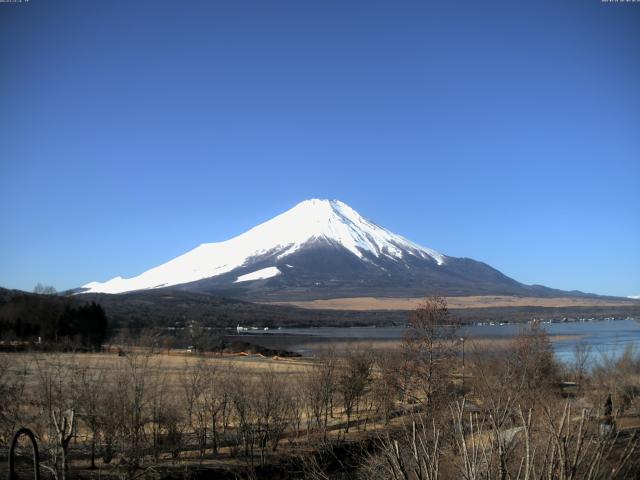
[80,199,599,301]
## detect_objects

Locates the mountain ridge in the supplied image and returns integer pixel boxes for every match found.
[79,199,602,300]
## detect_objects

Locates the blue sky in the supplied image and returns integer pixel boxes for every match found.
[0,0,638,296]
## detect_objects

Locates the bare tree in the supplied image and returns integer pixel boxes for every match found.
[304,350,337,442]
[573,341,592,385]
[179,358,205,456]
[33,283,57,295]
[404,295,459,407]
[97,370,119,465]
[373,416,442,480]
[337,347,372,433]
[33,354,77,480]
[372,350,407,424]
[149,364,176,460]
[0,354,29,448]
[254,368,292,465]
[509,322,559,396]
[113,352,153,477]
[228,372,258,464]
[200,361,229,454]
[74,363,105,469]
[287,376,306,443]
[535,401,638,480]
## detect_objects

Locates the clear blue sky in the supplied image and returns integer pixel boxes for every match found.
[1,0,638,297]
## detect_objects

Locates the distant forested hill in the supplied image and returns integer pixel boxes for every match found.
[0,287,107,347]
[1,287,638,338]
[76,289,640,330]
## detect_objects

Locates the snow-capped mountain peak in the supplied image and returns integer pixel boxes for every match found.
[78,199,587,301]
[236,198,445,263]
[81,199,446,294]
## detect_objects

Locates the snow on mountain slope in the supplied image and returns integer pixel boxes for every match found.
[234,266,281,283]
[81,199,446,294]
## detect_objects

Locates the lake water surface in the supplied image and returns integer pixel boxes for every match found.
[251,319,640,365]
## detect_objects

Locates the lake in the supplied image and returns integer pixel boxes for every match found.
[235,319,640,365]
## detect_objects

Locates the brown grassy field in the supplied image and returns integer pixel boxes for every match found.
[268,295,639,311]
[3,335,639,480]
[1,349,315,384]
[280,333,583,356]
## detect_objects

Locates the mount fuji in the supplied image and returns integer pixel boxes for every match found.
[80,199,577,300]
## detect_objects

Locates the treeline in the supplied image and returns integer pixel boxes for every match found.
[0,292,108,349]
[73,288,640,331]
[76,289,409,330]
[3,287,638,336]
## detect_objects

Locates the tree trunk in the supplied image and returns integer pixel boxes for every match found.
[211,417,218,454]
[90,431,96,469]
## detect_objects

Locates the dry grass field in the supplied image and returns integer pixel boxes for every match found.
[2,331,640,480]
[1,349,316,388]
[269,295,639,311]
[279,333,583,356]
